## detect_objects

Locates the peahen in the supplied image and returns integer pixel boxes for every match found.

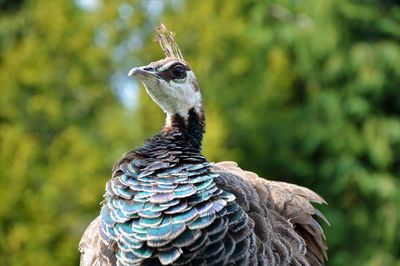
[79,24,328,266]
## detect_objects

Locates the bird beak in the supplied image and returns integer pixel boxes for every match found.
[128,66,158,80]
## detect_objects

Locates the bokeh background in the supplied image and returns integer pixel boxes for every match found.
[1,0,400,265]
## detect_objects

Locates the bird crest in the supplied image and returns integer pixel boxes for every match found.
[156,23,184,60]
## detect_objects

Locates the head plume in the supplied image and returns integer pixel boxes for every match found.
[130,23,204,144]
[156,23,184,60]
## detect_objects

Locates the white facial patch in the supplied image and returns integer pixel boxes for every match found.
[157,60,179,72]
[141,70,202,121]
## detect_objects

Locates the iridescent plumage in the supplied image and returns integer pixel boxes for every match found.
[79,24,328,266]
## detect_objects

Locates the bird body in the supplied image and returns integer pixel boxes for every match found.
[79,24,328,266]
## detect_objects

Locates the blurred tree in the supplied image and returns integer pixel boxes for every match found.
[157,1,400,265]
[0,0,154,264]
[1,0,399,265]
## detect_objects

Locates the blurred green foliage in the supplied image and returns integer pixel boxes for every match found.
[0,0,399,265]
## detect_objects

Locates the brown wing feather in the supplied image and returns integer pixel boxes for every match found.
[212,161,328,265]
[79,217,105,266]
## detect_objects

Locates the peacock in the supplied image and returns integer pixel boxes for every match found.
[79,24,328,266]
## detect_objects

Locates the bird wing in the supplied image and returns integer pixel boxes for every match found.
[212,161,328,266]
[79,216,105,266]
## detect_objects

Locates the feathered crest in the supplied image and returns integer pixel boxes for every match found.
[156,23,184,60]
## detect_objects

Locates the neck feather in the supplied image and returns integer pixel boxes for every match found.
[163,107,205,151]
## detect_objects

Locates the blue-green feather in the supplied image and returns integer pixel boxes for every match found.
[206,217,228,235]
[159,198,180,207]
[172,229,201,247]
[173,185,197,198]
[137,175,154,183]
[132,159,147,168]
[119,234,143,249]
[138,209,162,218]
[131,225,146,234]
[115,221,135,235]
[164,200,188,214]
[184,164,204,171]
[147,238,173,247]
[114,199,145,215]
[134,191,155,200]
[225,202,239,215]
[153,185,175,193]
[100,205,114,226]
[204,241,225,259]
[186,230,209,252]
[116,250,141,264]
[223,234,236,259]
[156,177,177,185]
[139,216,163,227]
[188,213,216,230]
[137,170,155,179]
[187,191,213,205]
[147,222,185,241]
[196,178,214,191]
[119,173,137,186]
[111,184,132,199]
[131,244,154,258]
[120,163,139,177]
[219,190,236,202]
[190,173,218,184]
[195,200,213,215]
[158,247,182,265]
[157,165,183,176]
[150,192,175,203]
[133,232,147,241]
[171,207,198,223]
[228,207,244,226]
[110,208,130,223]
[148,203,170,212]
[208,223,228,244]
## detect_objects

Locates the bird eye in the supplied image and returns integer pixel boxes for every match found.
[171,64,186,79]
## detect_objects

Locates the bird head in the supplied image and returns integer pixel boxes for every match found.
[129,24,202,125]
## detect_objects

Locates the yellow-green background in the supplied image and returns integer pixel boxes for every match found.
[1,0,399,265]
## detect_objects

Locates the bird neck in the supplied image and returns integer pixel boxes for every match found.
[163,107,205,151]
